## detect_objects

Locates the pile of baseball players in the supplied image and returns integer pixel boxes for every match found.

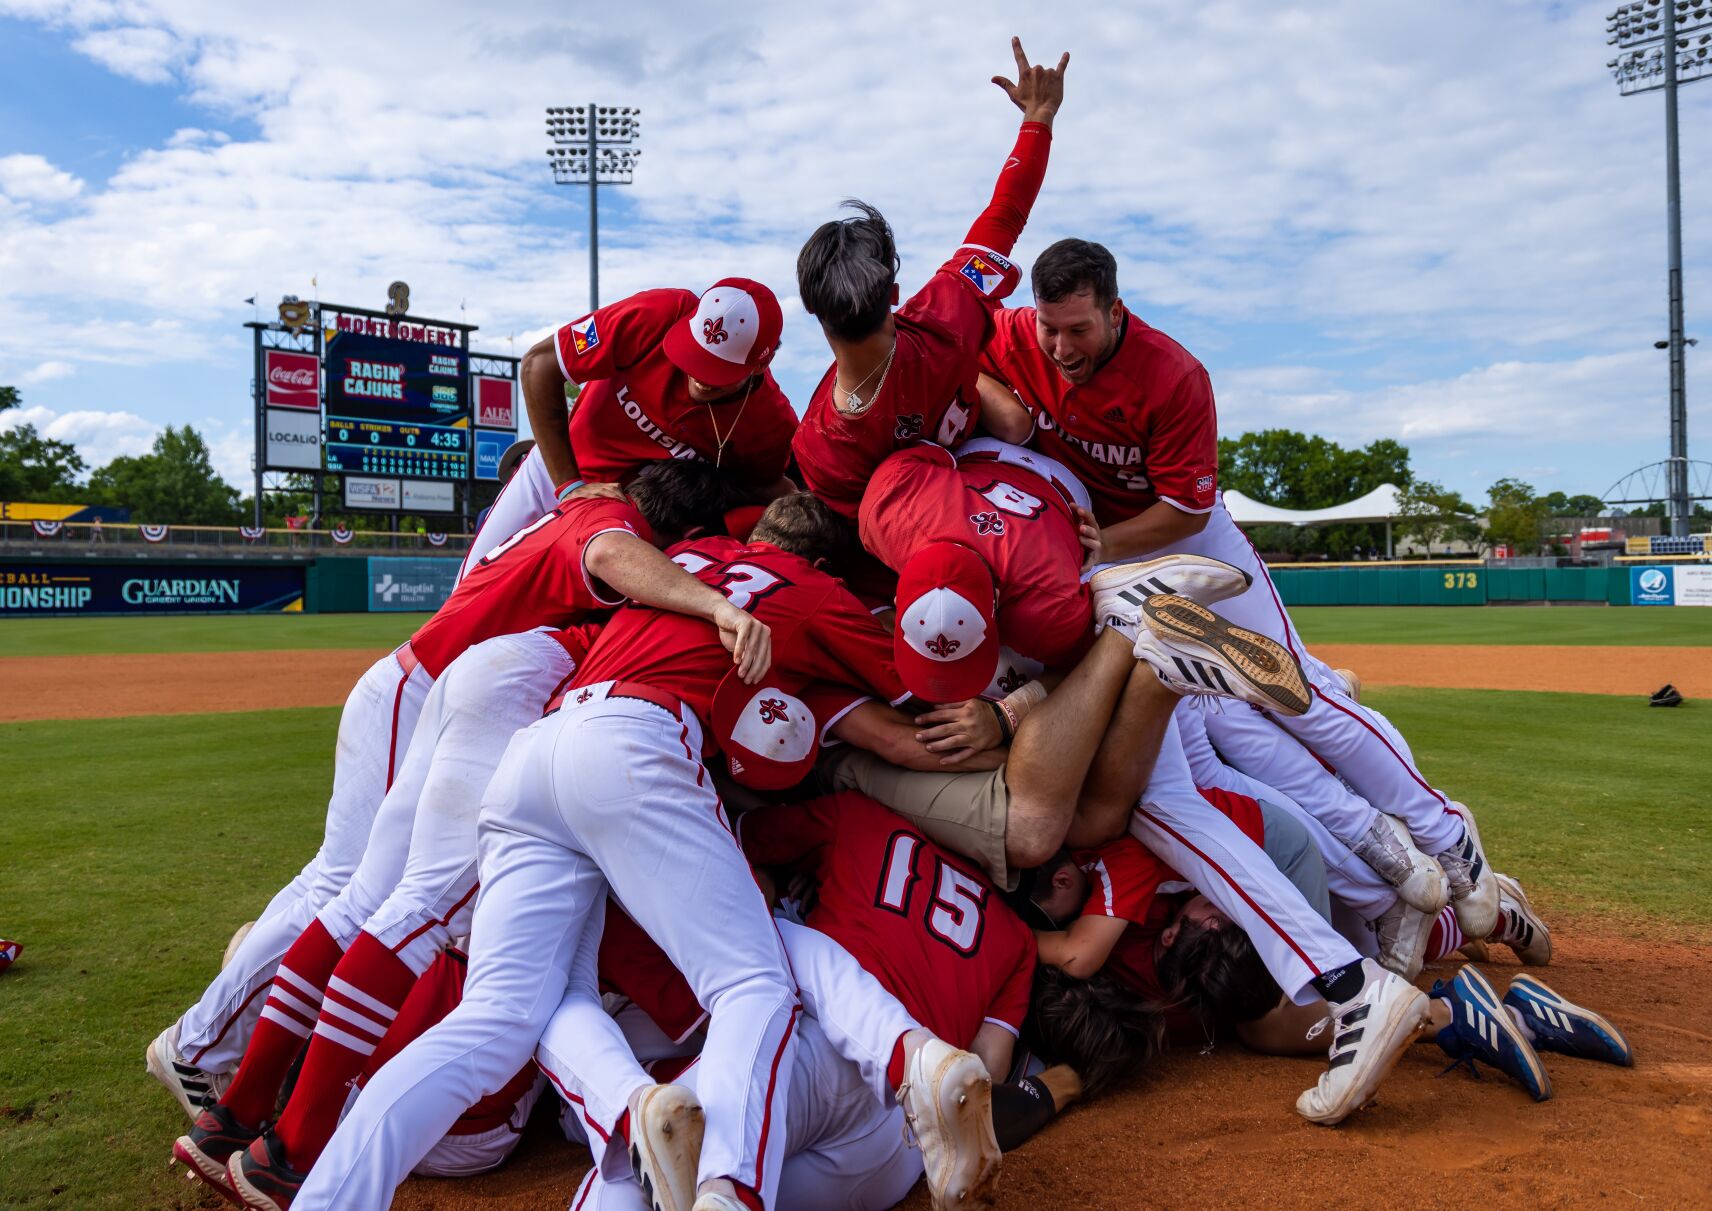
[147,40,1635,1211]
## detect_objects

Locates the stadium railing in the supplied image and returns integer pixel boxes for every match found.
[0,520,473,557]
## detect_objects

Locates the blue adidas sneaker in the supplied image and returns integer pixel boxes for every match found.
[1429,964,1552,1101]
[1504,973,1634,1067]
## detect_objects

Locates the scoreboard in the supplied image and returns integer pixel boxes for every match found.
[322,318,470,480]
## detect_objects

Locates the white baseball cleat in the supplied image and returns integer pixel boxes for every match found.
[628,1084,706,1211]
[1091,555,1252,631]
[1351,814,1448,914]
[1333,667,1363,702]
[1296,962,1432,1126]
[1372,898,1435,980]
[1435,805,1499,940]
[146,1023,228,1121]
[690,1195,745,1211]
[897,1038,1001,1211]
[1491,872,1552,966]
[1133,594,1311,716]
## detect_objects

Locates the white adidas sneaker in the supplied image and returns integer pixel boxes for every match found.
[1132,594,1311,716]
[1296,963,1432,1126]
[898,1038,1001,1211]
[628,1083,706,1211]
[1091,555,1252,631]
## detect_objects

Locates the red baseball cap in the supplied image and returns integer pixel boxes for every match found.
[663,278,782,389]
[711,675,820,790]
[894,542,998,703]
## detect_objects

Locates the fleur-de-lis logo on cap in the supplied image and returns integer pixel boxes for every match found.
[758,697,789,724]
[926,633,960,658]
[703,316,729,345]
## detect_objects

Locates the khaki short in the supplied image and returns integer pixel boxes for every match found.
[816,748,1017,891]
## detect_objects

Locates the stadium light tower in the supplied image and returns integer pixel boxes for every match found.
[1607,0,1710,537]
[545,105,641,311]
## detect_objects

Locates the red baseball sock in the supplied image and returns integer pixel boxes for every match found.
[273,930,417,1168]
[886,1036,907,1091]
[1424,905,1465,962]
[221,918,345,1127]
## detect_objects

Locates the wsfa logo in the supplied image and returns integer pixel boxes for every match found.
[1639,569,1667,594]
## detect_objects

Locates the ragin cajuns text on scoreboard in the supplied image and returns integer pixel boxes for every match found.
[322,310,471,481]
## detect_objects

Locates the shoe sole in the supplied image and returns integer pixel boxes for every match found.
[1377,905,1437,981]
[172,1136,243,1207]
[1457,965,1551,1101]
[227,1153,290,1211]
[1507,974,1633,1066]
[1140,595,1310,716]
[1494,874,1552,966]
[1297,985,1432,1126]
[1090,554,1251,606]
[921,1050,1001,1211]
[146,1033,204,1121]
[629,1085,706,1211]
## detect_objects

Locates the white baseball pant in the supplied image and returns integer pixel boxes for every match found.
[1129,718,1364,1004]
[1106,497,1463,854]
[315,628,578,972]
[459,445,556,580]
[546,998,706,1158]
[175,648,432,1070]
[569,1016,920,1211]
[335,1070,547,1178]
[1176,702,1398,926]
[295,685,799,1211]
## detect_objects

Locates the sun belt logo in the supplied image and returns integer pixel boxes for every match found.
[1638,569,1667,594]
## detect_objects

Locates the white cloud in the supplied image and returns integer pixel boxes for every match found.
[20,360,75,384]
[0,403,157,468]
[0,154,84,203]
[70,25,182,84]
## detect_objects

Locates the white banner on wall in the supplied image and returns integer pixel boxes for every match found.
[264,407,322,470]
[401,480,456,514]
[1677,565,1712,606]
[345,476,401,510]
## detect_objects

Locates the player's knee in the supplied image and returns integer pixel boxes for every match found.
[1005,804,1068,871]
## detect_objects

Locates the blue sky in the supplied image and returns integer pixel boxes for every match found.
[1,0,1708,507]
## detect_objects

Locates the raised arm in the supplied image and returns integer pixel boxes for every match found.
[965,38,1069,256]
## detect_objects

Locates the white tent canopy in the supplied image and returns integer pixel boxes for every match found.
[1221,483,1404,527]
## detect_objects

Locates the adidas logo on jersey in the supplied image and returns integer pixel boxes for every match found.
[1102,405,1124,422]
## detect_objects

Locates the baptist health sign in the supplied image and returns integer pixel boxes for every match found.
[367,556,457,612]
[1630,565,1712,606]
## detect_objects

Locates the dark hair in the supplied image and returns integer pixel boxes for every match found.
[748,492,849,564]
[797,200,899,341]
[1023,966,1165,1097]
[626,461,738,541]
[1031,238,1119,309]
[1156,917,1280,1028]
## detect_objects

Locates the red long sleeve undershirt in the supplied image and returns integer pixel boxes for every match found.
[963,121,1052,256]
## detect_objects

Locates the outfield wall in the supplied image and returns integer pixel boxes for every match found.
[1271,564,1712,608]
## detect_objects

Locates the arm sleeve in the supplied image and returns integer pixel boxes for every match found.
[735,798,836,871]
[986,929,1038,1033]
[963,122,1052,256]
[1145,367,1220,514]
[1078,838,1165,926]
[566,500,650,608]
[554,290,686,384]
[811,592,911,706]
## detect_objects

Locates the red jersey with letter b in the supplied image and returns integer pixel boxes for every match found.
[982,307,1220,527]
[740,792,1036,1045]
[409,498,647,679]
[554,288,796,491]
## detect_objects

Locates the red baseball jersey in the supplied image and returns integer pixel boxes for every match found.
[740,792,1037,1044]
[572,536,908,731]
[598,899,706,1044]
[1071,788,1264,1005]
[554,288,797,490]
[408,498,647,680]
[791,123,1051,518]
[860,444,1093,674]
[981,307,1219,527]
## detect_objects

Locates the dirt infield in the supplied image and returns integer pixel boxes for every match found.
[5,643,1711,722]
[385,922,1710,1211]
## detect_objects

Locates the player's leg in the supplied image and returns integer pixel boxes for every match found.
[558,697,799,1210]
[257,631,577,1175]
[167,651,430,1089]
[288,717,609,1211]
[410,1074,545,1178]
[1129,720,1431,1126]
[457,445,556,577]
[1059,651,1181,849]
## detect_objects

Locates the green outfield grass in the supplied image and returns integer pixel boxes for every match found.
[1,604,1706,659]
[0,612,431,657]
[0,688,1706,1207]
[1289,605,1711,647]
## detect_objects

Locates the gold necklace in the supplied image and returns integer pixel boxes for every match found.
[705,377,755,468]
[835,341,896,416]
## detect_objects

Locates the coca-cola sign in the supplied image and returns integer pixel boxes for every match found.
[266,350,320,410]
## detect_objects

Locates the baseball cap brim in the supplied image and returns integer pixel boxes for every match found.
[663,319,755,389]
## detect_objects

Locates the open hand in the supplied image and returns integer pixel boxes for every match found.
[914,699,1004,765]
[992,36,1069,126]
[1073,504,1104,573]
[714,603,773,684]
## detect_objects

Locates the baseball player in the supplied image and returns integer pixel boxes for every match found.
[172,462,756,1202]
[977,238,1498,939]
[468,278,797,571]
[790,39,1068,522]
[283,493,975,1211]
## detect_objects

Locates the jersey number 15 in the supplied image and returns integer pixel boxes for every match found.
[874,831,987,956]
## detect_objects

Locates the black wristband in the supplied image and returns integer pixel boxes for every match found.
[986,697,1013,744]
